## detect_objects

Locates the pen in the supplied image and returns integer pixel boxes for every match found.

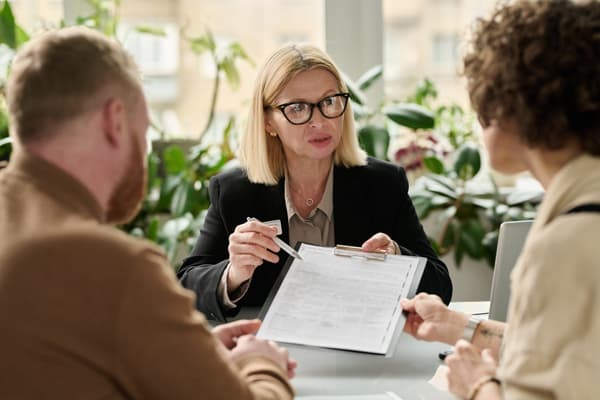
[246,217,303,260]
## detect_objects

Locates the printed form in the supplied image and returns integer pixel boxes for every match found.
[257,243,425,355]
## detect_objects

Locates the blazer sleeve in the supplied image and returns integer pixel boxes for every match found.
[391,166,452,304]
[177,176,232,321]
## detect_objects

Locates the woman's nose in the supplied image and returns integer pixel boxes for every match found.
[308,107,326,128]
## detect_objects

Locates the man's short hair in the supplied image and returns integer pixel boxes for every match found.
[6,26,141,142]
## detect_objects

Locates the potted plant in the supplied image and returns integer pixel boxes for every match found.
[0,0,250,267]
[345,73,542,272]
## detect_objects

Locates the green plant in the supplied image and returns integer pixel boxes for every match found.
[343,66,436,161]
[0,0,251,266]
[401,80,541,268]
[0,0,29,164]
[345,72,541,268]
[123,121,237,264]
[0,105,9,164]
[123,26,252,266]
[410,144,540,268]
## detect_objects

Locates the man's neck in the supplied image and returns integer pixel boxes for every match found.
[24,138,111,218]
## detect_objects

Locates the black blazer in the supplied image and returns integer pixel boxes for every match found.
[178,157,452,321]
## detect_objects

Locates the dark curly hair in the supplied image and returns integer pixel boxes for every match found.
[463,0,600,154]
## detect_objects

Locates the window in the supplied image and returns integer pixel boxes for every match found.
[383,0,497,104]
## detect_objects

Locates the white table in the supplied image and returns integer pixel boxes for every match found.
[220,301,490,399]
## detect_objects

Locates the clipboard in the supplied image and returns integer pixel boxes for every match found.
[257,243,426,356]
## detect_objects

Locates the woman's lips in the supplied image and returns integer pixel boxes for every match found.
[308,135,332,147]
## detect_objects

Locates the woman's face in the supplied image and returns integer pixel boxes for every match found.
[482,119,528,175]
[265,68,344,166]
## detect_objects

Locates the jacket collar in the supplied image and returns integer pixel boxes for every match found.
[7,149,104,223]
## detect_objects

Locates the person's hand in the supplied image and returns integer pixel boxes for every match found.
[361,232,397,254]
[401,293,469,345]
[227,220,280,291]
[445,340,498,399]
[212,319,262,349]
[230,335,297,379]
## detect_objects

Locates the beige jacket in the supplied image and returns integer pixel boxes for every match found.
[0,150,293,400]
[499,154,600,399]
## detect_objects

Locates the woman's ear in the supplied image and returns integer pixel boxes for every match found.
[101,97,126,147]
[264,119,273,134]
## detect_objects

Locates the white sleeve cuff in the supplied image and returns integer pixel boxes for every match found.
[218,263,251,309]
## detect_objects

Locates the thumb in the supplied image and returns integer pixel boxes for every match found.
[481,348,496,363]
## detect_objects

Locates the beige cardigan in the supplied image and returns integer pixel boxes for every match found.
[500,154,600,399]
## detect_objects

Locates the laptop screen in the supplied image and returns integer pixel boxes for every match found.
[488,220,533,322]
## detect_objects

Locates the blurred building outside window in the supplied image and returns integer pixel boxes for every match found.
[7,0,516,154]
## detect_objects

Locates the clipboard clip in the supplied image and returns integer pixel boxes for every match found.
[333,244,387,262]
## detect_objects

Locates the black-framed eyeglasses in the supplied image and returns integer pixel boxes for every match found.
[271,92,350,125]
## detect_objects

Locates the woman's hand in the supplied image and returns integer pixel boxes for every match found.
[227,220,280,291]
[361,232,397,254]
[401,293,469,345]
[446,341,499,399]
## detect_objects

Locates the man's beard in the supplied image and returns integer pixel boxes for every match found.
[106,133,147,225]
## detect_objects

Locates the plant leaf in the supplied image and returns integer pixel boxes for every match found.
[454,238,465,268]
[469,197,495,209]
[423,156,445,174]
[424,179,457,199]
[15,24,29,47]
[220,57,240,89]
[0,1,17,49]
[358,125,389,160]
[228,42,254,65]
[411,195,432,219]
[453,143,481,180]
[189,36,214,54]
[460,219,485,259]
[356,65,382,91]
[146,218,160,242]
[384,103,435,130]
[341,71,367,105]
[170,181,194,216]
[135,25,166,36]
[482,230,498,267]
[426,174,456,191]
[163,145,187,175]
[506,188,543,205]
[0,136,12,148]
[161,213,193,239]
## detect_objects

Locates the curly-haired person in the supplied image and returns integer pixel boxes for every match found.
[401,1,600,399]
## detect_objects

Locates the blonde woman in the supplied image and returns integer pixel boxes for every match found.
[179,44,451,321]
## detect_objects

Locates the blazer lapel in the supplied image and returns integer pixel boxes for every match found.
[258,178,290,243]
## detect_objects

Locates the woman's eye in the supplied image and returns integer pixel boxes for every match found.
[289,103,307,114]
[322,96,335,106]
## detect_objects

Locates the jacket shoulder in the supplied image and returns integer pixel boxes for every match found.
[337,157,406,184]
[212,166,250,186]
[9,223,164,266]
[210,166,278,200]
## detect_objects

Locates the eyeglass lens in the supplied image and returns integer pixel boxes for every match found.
[280,93,348,125]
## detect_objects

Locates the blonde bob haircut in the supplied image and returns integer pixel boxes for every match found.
[238,43,367,185]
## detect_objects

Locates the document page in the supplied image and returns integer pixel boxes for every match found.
[257,244,424,355]
[297,393,403,400]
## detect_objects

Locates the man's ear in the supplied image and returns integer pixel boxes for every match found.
[101,97,127,147]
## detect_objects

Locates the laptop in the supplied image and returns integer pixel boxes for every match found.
[488,220,534,322]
